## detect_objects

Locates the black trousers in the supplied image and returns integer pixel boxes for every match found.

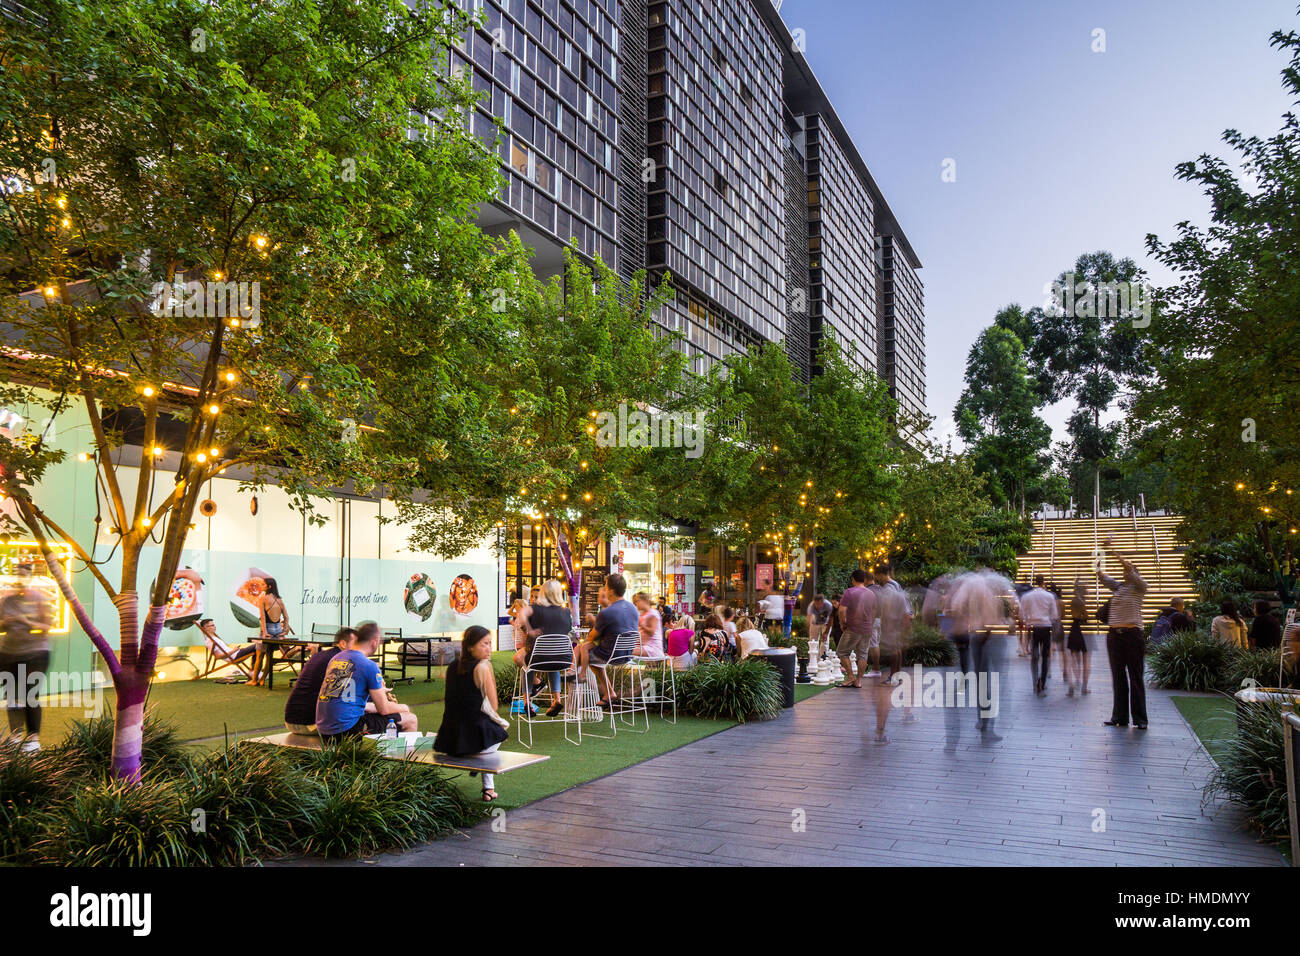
[1030,627,1053,687]
[1106,627,1147,725]
[943,633,972,744]
[0,650,50,735]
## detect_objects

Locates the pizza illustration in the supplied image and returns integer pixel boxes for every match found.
[164,568,205,630]
[448,574,478,616]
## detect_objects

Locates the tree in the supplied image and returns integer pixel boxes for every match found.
[399,250,691,616]
[888,445,991,584]
[954,320,1053,512]
[0,0,512,780]
[690,338,902,589]
[1026,251,1152,512]
[1136,23,1300,593]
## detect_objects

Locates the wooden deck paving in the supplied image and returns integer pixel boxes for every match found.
[314,637,1286,867]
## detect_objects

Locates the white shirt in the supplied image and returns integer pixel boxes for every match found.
[762,594,785,620]
[737,629,769,657]
[1020,588,1060,628]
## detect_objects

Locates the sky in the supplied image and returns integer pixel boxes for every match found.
[782,0,1298,444]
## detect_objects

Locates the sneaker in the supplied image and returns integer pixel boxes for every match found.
[873,734,890,745]
[19,738,39,753]
[545,702,564,718]
[864,670,882,678]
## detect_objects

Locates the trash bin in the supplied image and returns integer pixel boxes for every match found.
[750,647,796,708]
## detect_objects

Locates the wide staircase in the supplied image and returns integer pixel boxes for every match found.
[1017,515,1195,621]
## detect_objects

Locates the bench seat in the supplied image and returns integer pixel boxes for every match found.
[242,732,549,775]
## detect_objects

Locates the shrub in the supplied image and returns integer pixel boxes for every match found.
[493,658,519,699]
[293,740,483,858]
[903,624,956,668]
[790,614,808,639]
[1204,695,1290,844]
[1227,648,1287,691]
[29,775,198,866]
[182,745,320,864]
[676,658,782,722]
[1148,631,1236,692]
[53,712,191,781]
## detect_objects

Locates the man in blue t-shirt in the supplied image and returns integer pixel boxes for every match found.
[315,622,417,741]
[576,572,639,704]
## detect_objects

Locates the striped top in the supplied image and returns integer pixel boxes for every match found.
[1099,563,1148,628]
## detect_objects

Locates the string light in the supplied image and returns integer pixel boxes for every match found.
[207,403,220,415]
[151,446,163,457]
[210,447,220,457]
[224,371,236,383]
[142,386,156,398]
[195,452,207,463]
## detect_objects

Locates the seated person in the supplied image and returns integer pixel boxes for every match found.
[735,616,770,658]
[576,572,639,706]
[697,613,729,661]
[284,627,353,735]
[665,617,696,671]
[512,579,575,718]
[197,618,255,665]
[634,591,664,657]
[436,626,511,802]
[315,622,416,741]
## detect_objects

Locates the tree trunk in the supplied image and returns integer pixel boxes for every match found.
[108,594,165,783]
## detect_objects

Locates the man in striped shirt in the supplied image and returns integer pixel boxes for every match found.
[1098,536,1149,729]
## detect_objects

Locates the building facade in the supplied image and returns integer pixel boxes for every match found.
[451,0,927,613]
[451,0,924,394]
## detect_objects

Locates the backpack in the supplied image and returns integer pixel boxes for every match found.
[1096,599,1111,625]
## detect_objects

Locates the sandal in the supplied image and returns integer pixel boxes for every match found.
[482,789,498,802]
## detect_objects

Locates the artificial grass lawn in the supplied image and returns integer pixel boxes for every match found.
[37,654,830,811]
[1172,694,1236,765]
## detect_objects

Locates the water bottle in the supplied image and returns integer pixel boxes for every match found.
[384,718,397,740]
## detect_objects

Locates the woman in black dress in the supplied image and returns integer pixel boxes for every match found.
[437,626,510,801]
[1066,580,1090,696]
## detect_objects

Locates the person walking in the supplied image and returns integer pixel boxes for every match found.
[1067,578,1091,696]
[1020,574,1060,696]
[871,565,912,744]
[0,563,53,751]
[836,570,876,688]
[1099,537,1149,730]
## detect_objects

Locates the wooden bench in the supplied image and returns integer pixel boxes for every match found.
[241,732,549,780]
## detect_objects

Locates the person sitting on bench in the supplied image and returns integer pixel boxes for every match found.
[316,622,417,742]
[284,627,352,735]
[436,625,510,802]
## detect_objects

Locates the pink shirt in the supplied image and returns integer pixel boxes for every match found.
[638,608,664,657]
[666,627,693,657]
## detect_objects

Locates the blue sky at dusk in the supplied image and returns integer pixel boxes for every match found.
[779,0,1298,443]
